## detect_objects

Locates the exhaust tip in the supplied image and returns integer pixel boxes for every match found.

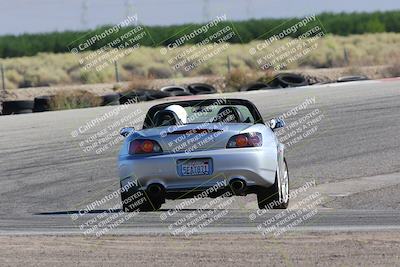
[229,179,246,195]
[147,184,164,197]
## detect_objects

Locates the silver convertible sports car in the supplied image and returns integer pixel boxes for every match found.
[118,98,289,211]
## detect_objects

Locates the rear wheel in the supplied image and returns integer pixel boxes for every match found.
[257,159,289,209]
[120,184,163,212]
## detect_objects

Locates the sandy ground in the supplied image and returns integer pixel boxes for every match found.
[0,232,399,266]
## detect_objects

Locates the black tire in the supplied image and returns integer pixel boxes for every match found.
[240,82,274,91]
[101,93,120,106]
[15,109,33,114]
[33,96,52,112]
[145,90,171,100]
[337,75,369,83]
[187,83,217,95]
[121,183,162,212]
[2,100,34,115]
[257,159,289,210]
[169,91,193,96]
[160,86,188,94]
[119,90,148,104]
[272,73,308,88]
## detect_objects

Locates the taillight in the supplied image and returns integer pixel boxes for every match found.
[129,139,163,154]
[226,133,262,148]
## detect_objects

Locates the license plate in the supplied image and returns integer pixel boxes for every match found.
[177,159,212,176]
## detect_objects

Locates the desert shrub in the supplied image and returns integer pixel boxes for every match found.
[225,68,263,92]
[341,66,366,76]
[49,90,102,110]
[2,33,400,89]
[147,66,172,79]
[386,63,400,77]
[122,62,145,75]
[257,69,276,84]
[5,69,23,86]
[119,76,154,93]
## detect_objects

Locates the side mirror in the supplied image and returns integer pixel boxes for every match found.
[120,127,135,137]
[269,118,285,130]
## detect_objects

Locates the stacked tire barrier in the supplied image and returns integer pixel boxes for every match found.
[101,93,120,106]
[187,83,217,95]
[119,90,148,104]
[337,75,369,83]
[33,95,52,112]
[240,82,273,91]
[2,100,34,115]
[272,73,309,88]
[241,73,309,91]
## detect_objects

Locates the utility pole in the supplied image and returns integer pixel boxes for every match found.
[246,0,253,19]
[124,0,134,19]
[114,61,120,83]
[343,47,350,66]
[1,64,5,92]
[227,56,231,74]
[81,0,89,29]
[202,0,210,22]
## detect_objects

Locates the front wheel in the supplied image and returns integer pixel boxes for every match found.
[257,159,289,209]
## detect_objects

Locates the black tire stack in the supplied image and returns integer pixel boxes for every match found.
[271,73,309,88]
[1,83,219,115]
[33,95,52,112]
[337,75,369,83]
[1,100,34,115]
[101,93,120,106]
[119,90,148,104]
[240,82,273,92]
[187,83,217,95]
[240,73,309,91]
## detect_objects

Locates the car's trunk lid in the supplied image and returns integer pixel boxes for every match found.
[137,123,252,153]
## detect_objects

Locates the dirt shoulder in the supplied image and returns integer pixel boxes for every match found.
[1,232,399,266]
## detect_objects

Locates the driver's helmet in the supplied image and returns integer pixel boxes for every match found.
[164,104,188,124]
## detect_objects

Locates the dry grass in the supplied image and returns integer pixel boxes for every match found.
[1,33,400,89]
[117,76,153,94]
[49,90,102,110]
[386,63,400,77]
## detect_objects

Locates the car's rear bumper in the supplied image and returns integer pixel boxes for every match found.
[119,147,277,192]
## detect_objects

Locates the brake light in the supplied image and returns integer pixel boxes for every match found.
[227,133,262,148]
[129,139,162,154]
[236,135,248,147]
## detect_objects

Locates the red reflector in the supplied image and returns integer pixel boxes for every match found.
[131,140,142,154]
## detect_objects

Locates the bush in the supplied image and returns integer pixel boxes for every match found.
[147,66,172,79]
[118,76,154,93]
[49,90,102,110]
[386,63,400,77]
[225,68,263,92]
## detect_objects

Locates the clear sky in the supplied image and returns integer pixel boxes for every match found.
[1,0,399,35]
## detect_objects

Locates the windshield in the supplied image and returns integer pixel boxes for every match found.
[185,104,254,124]
[144,99,259,128]
[143,99,263,129]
